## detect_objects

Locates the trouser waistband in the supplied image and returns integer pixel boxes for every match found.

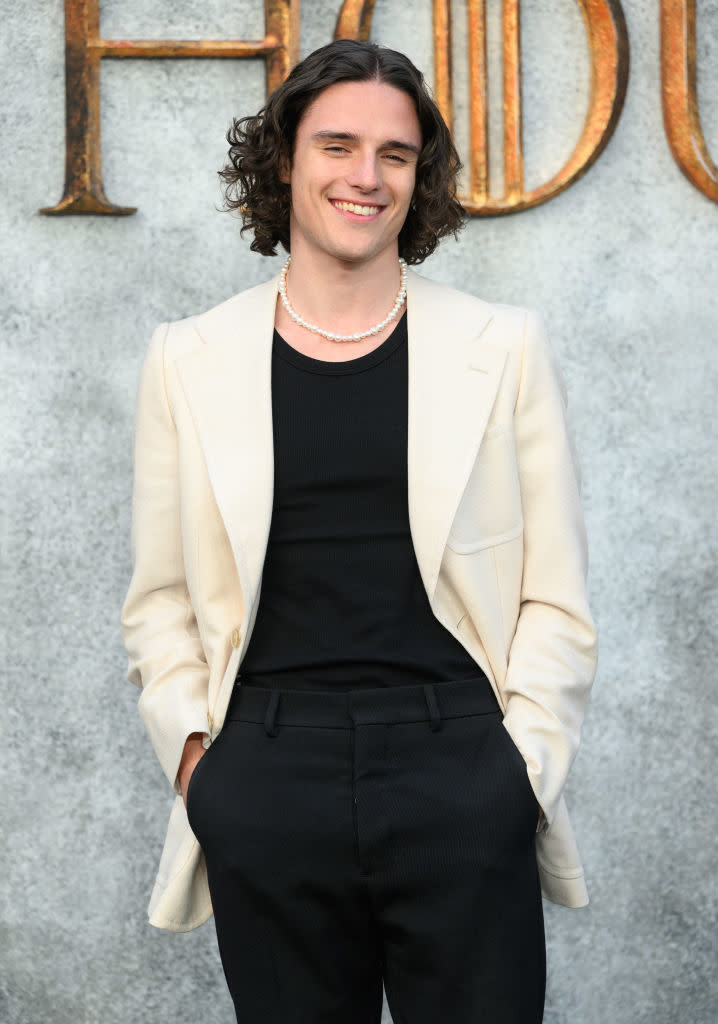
[226,676,501,737]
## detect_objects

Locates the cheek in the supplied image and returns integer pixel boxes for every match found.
[289,181,312,219]
[397,173,417,210]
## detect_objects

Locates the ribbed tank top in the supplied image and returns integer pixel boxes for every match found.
[238,312,490,692]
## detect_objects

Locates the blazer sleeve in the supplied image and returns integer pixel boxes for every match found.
[120,322,210,794]
[501,310,598,829]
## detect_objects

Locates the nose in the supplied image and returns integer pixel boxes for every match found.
[347,148,382,192]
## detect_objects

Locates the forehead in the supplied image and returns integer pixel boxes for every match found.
[298,79,422,144]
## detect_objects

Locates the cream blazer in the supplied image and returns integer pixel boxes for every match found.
[121,269,598,931]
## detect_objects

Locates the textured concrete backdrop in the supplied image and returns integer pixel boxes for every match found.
[2,1,717,1022]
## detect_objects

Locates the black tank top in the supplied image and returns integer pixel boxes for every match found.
[238,312,490,691]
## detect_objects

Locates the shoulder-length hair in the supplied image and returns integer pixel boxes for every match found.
[218,38,465,264]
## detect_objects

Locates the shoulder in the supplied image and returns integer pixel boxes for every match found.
[407,269,544,351]
[158,275,280,363]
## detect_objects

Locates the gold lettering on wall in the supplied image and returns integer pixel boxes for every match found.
[338,0,630,214]
[334,0,376,40]
[40,0,299,215]
[41,1,717,216]
[661,0,718,202]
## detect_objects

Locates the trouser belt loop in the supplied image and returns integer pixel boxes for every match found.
[423,684,442,732]
[264,690,281,737]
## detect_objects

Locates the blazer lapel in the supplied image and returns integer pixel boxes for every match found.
[405,270,507,603]
[175,275,279,613]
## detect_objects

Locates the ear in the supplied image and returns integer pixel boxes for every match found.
[278,149,292,185]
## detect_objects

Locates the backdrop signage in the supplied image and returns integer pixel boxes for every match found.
[40,0,717,216]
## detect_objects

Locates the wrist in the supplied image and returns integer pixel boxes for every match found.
[183,731,205,750]
[179,732,205,782]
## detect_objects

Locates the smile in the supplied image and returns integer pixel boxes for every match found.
[330,199,384,217]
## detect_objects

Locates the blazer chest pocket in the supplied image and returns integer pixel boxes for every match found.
[447,426,523,553]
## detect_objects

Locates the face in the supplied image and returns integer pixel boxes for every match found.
[284,78,422,267]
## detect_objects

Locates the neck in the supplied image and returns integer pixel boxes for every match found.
[280,245,403,334]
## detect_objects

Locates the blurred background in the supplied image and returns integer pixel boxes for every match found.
[2,1,716,1021]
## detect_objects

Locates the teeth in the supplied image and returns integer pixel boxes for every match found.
[333,201,380,216]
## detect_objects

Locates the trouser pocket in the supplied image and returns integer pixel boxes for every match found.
[494,718,541,834]
[185,733,222,839]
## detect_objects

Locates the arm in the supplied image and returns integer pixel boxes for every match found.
[121,322,210,796]
[501,310,598,829]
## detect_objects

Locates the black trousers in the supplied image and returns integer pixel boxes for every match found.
[186,676,545,1023]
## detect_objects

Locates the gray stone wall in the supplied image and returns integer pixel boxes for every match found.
[2,1,716,1022]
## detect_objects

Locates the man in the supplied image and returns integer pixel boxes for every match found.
[121,38,597,1024]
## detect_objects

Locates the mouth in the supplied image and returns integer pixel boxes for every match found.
[329,199,385,218]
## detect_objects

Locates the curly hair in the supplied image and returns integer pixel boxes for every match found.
[218,39,465,264]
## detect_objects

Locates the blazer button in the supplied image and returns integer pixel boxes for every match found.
[231,628,242,649]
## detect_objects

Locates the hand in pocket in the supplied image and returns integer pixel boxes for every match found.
[179,733,208,809]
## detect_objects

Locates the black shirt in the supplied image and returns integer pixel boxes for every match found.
[238,312,489,691]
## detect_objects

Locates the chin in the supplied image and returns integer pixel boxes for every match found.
[330,239,396,265]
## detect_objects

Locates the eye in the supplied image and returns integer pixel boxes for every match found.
[384,153,409,164]
[325,145,348,154]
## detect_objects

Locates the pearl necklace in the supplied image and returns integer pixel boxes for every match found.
[278,256,408,343]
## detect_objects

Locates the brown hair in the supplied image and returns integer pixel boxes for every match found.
[218,39,465,264]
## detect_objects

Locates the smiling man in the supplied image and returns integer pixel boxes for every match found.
[122,39,597,1024]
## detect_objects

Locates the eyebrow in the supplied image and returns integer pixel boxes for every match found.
[310,130,420,155]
